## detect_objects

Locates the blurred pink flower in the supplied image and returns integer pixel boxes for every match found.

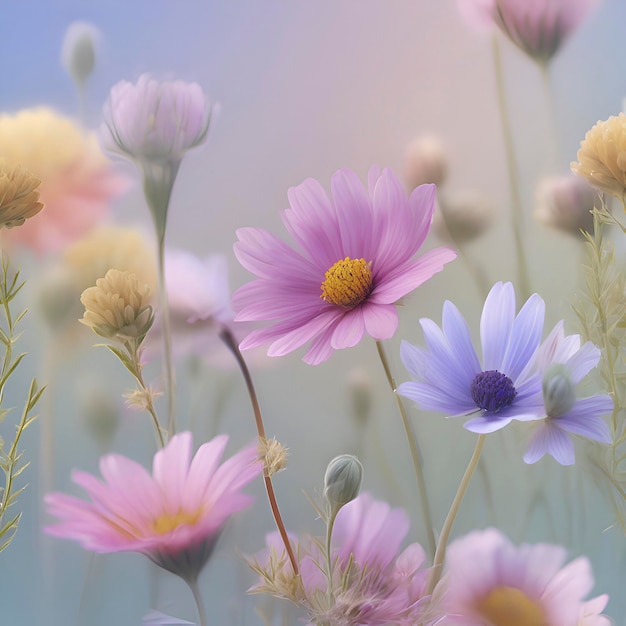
[233,166,456,365]
[251,493,434,625]
[439,527,610,625]
[101,75,211,167]
[458,0,599,63]
[144,249,267,368]
[0,107,125,254]
[45,432,262,582]
[101,74,212,242]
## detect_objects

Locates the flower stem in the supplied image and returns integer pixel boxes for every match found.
[156,234,176,438]
[426,434,486,596]
[492,35,531,300]
[325,510,338,607]
[219,328,299,575]
[187,577,208,626]
[375,340,436,560]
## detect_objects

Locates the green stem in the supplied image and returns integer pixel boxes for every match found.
[156,234,176,438]
[539,62,560,170]
[492,36,531,300]
[325,510,338,607]
[375,341,436,561]
[188,577,208,626]
[426,434,486,596]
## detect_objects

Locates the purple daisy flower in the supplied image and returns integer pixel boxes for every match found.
[232,166,456,365]
[398,282,546,433]
[523,321,613,466]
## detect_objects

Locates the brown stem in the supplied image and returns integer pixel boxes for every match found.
[219,328,299,575]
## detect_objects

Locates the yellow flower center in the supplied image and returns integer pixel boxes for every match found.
[475,586,545,626]
[320,257,373,308]
[152,509,202,535]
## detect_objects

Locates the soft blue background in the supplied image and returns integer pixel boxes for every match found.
[1,1,625,624]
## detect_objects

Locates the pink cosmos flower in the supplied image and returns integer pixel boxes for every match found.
[233,166,456,365]
[45,432,262,582]
[250,493,434,625]
[439,527,610,625]
[459,0,599,64]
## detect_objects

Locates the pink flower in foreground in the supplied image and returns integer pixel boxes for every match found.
[439,528,610,625]
[45,432,262,582]
[233,166,456,365]
[250,494,434,625]
[459,0,599,64]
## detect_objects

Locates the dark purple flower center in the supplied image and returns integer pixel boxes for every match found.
[470,370,517,413]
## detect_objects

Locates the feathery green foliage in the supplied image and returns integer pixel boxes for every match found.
[0,256,43,552]
[574,206,626,529]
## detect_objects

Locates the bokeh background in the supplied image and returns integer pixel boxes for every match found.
[1,1,626,624]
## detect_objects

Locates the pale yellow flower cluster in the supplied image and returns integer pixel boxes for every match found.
[258,437,288,478]
[80,269,153,342]
[0,163,44,229]
[571,113,626,207]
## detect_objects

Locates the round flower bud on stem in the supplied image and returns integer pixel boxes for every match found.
[542,364,576,418]
[323,454,363,518]
[61,22,99,89]
[404,135,448,189]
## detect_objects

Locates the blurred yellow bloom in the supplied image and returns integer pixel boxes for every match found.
[80,269,153,342]
[63,226,157,295]
[0,163,43,229]
[0,107,125,253]
[571,113,626,207]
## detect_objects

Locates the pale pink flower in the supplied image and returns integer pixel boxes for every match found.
[101,75,211,241]
[45,432,262,582]
[458,0,600,64]
[0,107,125,254]
[439,528,610,625]
[101,75,211,167]
[233,166,456,365]
[250,493,434,625]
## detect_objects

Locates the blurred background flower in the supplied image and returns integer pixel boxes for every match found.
[0,107,126,254]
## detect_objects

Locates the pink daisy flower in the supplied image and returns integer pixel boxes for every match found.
[45,432,262,582]
[250,493,434,625]
[233,166,456,365]
[439,527,610,625]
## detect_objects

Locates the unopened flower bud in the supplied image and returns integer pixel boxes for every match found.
[542,364,576,418]
[61,22,99,89]
[534,175,596,237]
[324,454,363,516]
[434,190,495,243]
[404,135,448,189]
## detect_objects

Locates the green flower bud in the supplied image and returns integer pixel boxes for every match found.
[323,454,363,516]
[542,364,576,418]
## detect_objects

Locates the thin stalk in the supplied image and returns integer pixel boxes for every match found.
[219,328,299,575]
[156,234,176,438]
[188,578,208,626]
[325,510,337,607]
[375,341,436,560]
[426,434,486,596]
[539,62,560,169]
[492,35,531,300]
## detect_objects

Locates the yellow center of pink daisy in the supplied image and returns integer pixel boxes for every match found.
[320,257,373,308]
[475,586,545,626]
[152,509,203,535]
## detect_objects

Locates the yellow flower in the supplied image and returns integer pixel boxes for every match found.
[0,163,43,229]
[80,269,153,342]
[63,226,157,295]
[571,113,626,207]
